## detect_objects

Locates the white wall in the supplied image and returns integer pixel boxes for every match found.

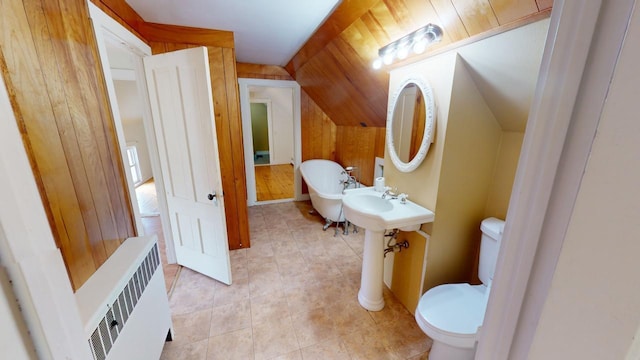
[114,80,153,183]
[0,266,36,359]
[527,3,640,358]
[250,86,295,165]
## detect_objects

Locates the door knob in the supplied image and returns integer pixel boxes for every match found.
[207,193,216,201]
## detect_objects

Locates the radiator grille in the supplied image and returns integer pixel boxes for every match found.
[88,244,160,360]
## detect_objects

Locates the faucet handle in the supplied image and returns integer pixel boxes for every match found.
[398,193,408,204]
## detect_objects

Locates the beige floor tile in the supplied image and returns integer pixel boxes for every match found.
[171,308,213,344]
[248,257,279,276]
[207,327,253,360]
[160,338,208,360]
[290,307,336,348]
[209,299,251,337]
[274,252,307,277]
[247,240,275,258]
[162,201,433,360]
[213,277,250,306]
[385,318,432,359]
[169,273,216,315]
[343,324,402,360]
[331,299,377,337]
[271,349,302,360]
[250,294,291,325]
[249,272,285,299]
[284,283,326,315]
[252,316,299,360]
[300,337,351,360]
[271,238,299,257]
[369,288,415,326]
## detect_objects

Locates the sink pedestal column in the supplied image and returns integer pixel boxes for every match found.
[358,229,385,311]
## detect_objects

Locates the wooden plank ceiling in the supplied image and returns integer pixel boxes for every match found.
[286,0,552,128]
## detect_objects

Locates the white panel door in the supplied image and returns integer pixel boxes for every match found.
[143,47,231,285]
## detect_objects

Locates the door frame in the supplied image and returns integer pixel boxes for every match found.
[238,78,302,206]
[476,0,624,358]
[88,3,177,263]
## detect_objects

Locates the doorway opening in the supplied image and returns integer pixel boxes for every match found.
[239,78,302,206]
[89,3,178,291]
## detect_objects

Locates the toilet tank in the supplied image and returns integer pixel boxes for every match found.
[478,217,506,286]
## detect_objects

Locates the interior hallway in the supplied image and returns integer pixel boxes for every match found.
[135,179,179,293]
[159,201,431,359]
[255,164,294,201]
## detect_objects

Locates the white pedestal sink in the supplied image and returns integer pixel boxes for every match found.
[342,187,435,311]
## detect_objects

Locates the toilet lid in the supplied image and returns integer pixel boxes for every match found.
[417,284,488,335]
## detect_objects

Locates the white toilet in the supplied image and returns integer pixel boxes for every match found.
[415,217,505,360]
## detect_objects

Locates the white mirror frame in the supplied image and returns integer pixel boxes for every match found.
[386,75,436,173]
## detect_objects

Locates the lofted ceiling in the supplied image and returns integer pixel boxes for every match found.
[111,0,553,129]
[287,0,553,128]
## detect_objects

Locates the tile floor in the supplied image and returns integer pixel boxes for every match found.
[160,201,432,360]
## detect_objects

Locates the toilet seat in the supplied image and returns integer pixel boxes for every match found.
[415,283,489,349]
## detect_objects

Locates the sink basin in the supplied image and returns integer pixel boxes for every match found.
[341,187,436,311]
[342,187,435,232]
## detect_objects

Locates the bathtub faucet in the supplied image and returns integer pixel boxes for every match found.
[340,166,359,189]
[339,175,358,189]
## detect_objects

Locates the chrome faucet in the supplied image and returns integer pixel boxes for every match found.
[382,187,398,199]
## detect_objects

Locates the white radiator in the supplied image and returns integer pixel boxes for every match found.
[75,235,172,360]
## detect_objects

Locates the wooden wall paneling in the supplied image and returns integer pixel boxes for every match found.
[300,89,337,161]
[489,0,539,24]
[401,0,457,47]
[288,0,550,130]
[1,0,95,288]
[146,25,249,249]
[335,126,382,186]
[89,0,146,41]
[302,91,322,160]
[47,0,135,268]
[285,0,381,75]
[536,0,553,11]
[221,48,250,249]
[205,47,248,249]
[206,48,240,248]
[139,22,235,49]
[87,11,137,248]
[236,63,293,80]
[322,110,338,160]
[450,0,500,35]
[368,1,406,42]
[335,20,390,118]
[44,0,132,258]
[24,0,109,268]
[1,0,136,289]
[375,127,386,159]
[429,0,470,41]
[297,48,383,128]
[149,41,168,54]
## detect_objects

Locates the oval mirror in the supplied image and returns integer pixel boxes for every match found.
[386,76,436,172]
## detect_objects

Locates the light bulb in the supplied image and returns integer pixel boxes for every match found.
[382,52,394,65]
[397,46,409,60]
[372,58,383,69]
[413,38,428,54]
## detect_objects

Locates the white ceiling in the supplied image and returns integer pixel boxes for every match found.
[125,0,341,66]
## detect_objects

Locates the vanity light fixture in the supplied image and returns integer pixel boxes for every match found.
[372,24,443,69]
